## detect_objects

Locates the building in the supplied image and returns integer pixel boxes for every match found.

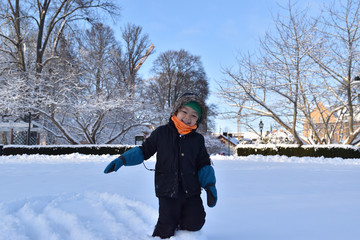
[302,102,360,144]
[0,118,42,145]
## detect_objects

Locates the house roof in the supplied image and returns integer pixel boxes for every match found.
[218,135,239,146]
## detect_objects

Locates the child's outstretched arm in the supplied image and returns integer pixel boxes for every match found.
[198,165,217,207]
[104,147,144,173]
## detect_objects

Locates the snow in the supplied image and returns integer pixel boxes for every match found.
[1,153,360,240]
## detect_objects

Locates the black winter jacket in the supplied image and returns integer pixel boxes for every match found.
[140,119,211,198]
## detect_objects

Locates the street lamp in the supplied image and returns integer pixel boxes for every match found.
[259,120,264,140]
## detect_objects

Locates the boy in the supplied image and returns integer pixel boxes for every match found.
[104,93,217,239]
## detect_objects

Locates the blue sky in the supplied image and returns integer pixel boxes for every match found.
[112,0,323,133]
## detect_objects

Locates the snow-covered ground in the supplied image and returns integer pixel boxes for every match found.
[0,153,360,240]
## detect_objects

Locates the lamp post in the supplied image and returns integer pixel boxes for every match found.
[353,76,360,102]
[27,112,31,145]
[259,120,264,141]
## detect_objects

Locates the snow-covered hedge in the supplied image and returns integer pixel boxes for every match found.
[0,144,135,156]
[2,144,360,159]
[237,144,360,159]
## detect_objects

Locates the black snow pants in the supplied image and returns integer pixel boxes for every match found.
[152,186,206,239]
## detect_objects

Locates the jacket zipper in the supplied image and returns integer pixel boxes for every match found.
[178,134,189,195]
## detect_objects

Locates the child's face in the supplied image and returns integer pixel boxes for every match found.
[176,105,199,126]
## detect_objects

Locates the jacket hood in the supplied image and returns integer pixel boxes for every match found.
[171,93,207,124]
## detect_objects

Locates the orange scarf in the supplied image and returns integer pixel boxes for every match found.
[171,115,197,135]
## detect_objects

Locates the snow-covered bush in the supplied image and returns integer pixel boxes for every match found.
[204,134,228,155]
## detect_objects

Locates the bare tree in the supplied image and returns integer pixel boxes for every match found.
[121,23,152,96]
[218,0,360,145]
[307,0,360,144]
[0,0,119,74]
[0,1,135,144]
[0,0,25,71]
[147,49,210,130]
[219,1,320,145]
[33,23,152,144]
